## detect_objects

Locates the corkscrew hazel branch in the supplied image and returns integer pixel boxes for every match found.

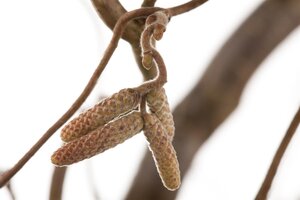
[0,7,162,188]
[134,11,170,95]
[0,0,209,188]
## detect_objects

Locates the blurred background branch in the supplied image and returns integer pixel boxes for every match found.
[126,0,300,199]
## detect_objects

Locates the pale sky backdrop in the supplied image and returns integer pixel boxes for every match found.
[0,0,299,199]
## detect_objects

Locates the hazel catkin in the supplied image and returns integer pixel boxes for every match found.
[60,88,141,142]
[143,113,180,191]
[52,111,143,166]
[146,88,175,140]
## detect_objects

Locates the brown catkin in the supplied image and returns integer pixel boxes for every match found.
[60,88,141,142]
[146,88,175,140]
[143,113,180,191]
[52,111,143,166]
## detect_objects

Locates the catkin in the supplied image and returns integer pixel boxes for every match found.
[61,88,141,142]
[143,113,180,191]
[146,88,175,140]
[52,111,143,166]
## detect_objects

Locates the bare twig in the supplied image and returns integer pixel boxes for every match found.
[0,7,162,188]
[256,107,300,200]
[91,0,144,43]
[91,0,158,80]
[91,0,209,81]
[49,167,67,200]
[6,182,16,200]
[126,0,300,199]
[168,0,207,16]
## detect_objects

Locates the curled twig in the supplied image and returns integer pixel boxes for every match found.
[134,11,170,95]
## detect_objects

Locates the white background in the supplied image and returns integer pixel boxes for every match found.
[0,0,299,199]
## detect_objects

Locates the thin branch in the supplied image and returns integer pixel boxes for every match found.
[91,0,157,80]
[126,0,300,199]
[168,0,208,16]
[91,0,143,43]
[256,107,300,200]
[49,167,67,200]
[0,7,162,188]
[142,0,157,7]
[91,0,209,81]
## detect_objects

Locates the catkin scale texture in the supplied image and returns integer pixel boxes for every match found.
[52,111,143,166]
[143,113,180,191]
[60,88,140,142]
[146,88,175,140]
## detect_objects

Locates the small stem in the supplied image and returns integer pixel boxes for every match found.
[140,97,147,115]
[256,106,300,200]
[0,7,162,188]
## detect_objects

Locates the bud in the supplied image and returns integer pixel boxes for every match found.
[146,88,175,140]
[52,111,143,166]
[143,113,180,191]
[61,88,141,142]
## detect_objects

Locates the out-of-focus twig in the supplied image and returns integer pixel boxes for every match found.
[126,0,300,199]
[49,167,67,200]
[142,0,157,7]
[0,170,15,200]
[256,107,300,200]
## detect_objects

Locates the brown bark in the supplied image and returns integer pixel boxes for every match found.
[125,0,300,199]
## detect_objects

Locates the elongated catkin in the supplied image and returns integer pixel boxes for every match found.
[143,113,180,191]
[146,88,175,140]
[52,111,143,166]
[61,88,140,142]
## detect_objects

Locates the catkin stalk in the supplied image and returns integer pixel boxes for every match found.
[61,88,140,142]
[52,111,143,166]
[143,113,180,191]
